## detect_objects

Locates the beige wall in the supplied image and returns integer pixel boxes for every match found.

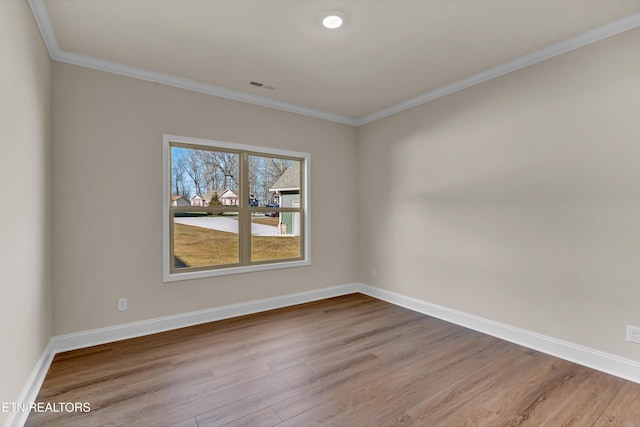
[9,7,640,410]
[0,1,52,424]
[357,28,640,361]
[51,63,358,335]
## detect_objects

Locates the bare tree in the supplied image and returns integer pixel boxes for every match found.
[248,155,291,205]
[184,149,206,196]
[175,147,292,206]
[269,157,289,181]
[171,154,190,199]
[192,150,239,192]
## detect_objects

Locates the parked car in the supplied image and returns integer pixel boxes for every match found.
[265,203,279,217]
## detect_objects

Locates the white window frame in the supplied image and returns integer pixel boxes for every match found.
[163,134,311,282]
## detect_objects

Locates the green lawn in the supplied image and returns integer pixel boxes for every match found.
[174,223,299,268]
[250,216,279,227]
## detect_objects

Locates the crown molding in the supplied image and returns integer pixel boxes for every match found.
[53,49,360,126]
[26,0,359,126]
[28,0,640,127]
[354,11,640,126]
[27,0,58,54]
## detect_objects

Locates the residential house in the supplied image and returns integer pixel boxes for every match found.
[269,162,300,235]
[171,195,190,207]
[190,194,205,207]
[218,189,239,206]
[192,190,238,207]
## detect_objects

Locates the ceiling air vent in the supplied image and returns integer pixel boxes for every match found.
[249,81,275,90]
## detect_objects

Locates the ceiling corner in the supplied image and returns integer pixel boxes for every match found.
[28,0,59,59]
[26,2,640,129]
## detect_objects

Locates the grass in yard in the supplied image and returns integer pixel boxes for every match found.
[251,216,279,227]
[174,223,300,268]
[174,223,239,267]
[251,235,300,261]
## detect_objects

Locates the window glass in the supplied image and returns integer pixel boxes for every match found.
[164,135,309,281]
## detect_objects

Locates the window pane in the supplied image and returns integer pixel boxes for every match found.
[251,216,301,262]
[173,212,239,269]
[248,155,301,208]
[171,146,239,208]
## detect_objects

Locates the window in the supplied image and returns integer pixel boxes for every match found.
[163,134,310,282]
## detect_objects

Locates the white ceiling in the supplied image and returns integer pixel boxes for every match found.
[31,0,640,126]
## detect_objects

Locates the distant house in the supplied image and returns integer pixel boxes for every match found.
[218,189,239,206]
[191,190,239,207]
[269,162,300,236]
[171,195,190,207]
[201,192,215,206]
[190,194,205,207]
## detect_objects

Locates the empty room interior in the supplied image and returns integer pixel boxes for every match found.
[3,0,640,426]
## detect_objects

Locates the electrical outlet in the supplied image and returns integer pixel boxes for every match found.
[118,298,128,312]
[371,269,377,279]
[627,325,640,343]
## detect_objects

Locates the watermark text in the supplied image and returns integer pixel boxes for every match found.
[1,402,91,413]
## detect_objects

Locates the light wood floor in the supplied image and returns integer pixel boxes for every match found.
[27,294,640,426]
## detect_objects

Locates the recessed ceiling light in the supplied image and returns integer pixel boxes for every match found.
[322,11,344,29]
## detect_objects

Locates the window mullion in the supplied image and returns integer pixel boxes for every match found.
[239,152,251,265]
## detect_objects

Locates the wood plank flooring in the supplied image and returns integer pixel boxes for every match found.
[26,294,640,426]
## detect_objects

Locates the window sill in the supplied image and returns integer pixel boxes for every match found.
[163,259,311,282]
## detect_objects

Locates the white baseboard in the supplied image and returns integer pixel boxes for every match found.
[7,283,359,427]
[356,283,640,384]
[51,283,360,353]
[10,281,640,426]
[50,281,640,384]
[5,341,56,427]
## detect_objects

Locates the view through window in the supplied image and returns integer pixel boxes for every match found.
[163,135,309,281]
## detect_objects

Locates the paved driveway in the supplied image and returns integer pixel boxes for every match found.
[174,216,278,236]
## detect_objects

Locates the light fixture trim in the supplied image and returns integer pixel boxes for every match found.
[322,11,344,29]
